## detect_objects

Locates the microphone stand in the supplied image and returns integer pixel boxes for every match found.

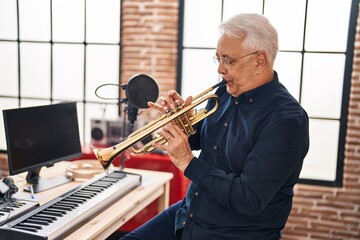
[118,98,138,170]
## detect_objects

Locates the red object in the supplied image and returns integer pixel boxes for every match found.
[79,145,190,232]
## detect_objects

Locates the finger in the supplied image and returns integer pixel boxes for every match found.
[184,96,193,107]
[163,125,186,140]
[165,90,186,110]
[152,140,167,152]
[147,101,164,112]
[158,96,167,106]
[156,128,174,141]
[163,91,176,110]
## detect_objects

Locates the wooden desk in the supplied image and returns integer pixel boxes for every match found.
[11,161,173,240]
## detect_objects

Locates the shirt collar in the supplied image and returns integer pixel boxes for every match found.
[234,71,279,104]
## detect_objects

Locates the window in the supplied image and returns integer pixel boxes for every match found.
[0,0,121,148]
[178,0,358,186]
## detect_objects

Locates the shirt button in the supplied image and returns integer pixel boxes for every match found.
[249,98,253,103]
[195,192,199,196]
[224,122,228,127]
[183,221,186,225]
[234,101,239,105]
[213,145,218,150]
[189,213,193,218]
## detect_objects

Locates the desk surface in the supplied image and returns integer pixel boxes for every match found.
[11,161,173,240]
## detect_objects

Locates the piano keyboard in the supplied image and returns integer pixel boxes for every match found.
[0,170,141,240]
[0,199,39,225]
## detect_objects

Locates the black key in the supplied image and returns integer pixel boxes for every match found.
[52,205,73,211]
[30,216,54,223]
[18,222,42,229]
[60,200,80,207]
[35,214,57,220]
[63,197,85,204]
[46,208,67,215]
[13,225,38,232]
[41,210,63,217]
[71,194,92,199]
[25,219,49,225]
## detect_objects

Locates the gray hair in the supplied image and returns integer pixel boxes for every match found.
[219,13,278,65]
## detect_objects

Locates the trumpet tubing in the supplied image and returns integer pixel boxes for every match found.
[92,80,226,170]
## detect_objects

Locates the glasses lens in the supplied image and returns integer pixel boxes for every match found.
[213,56,230,69]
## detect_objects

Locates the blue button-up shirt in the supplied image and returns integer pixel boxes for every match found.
[175,72,309,240]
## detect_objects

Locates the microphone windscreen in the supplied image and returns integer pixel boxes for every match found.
[126,74,159,109]
[0,180,9,194]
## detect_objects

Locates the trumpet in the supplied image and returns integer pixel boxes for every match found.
[92,80,226,170]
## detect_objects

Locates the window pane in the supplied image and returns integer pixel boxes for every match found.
[183,0,222,48]
[301,53,345,119]
[20,42,51,98]
[0,42,18,97]
[85,45,119,102]
[84,103,119,144]
[300,119,339,181]
[0,0,18,40]
[20,99,51,108]
[52,0,85,42]
[19,0,51,41]
[181,49,219,104]
[53,44,84,101]
[86,0,121,43]
[223,0,263,20]
[265,0,306,51]
[274,52,302,101]
[0,98,19,150]
[305,0,352,52]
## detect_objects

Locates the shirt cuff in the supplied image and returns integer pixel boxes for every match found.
[184,157,210,186]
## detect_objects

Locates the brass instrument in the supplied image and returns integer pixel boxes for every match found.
[92,80,226,170]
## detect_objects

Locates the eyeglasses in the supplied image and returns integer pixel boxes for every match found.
[213,51,259,69]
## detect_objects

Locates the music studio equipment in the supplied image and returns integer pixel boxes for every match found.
[0,177,39,226]
[125,73,160,109]
[92,74,159,147]
[125,73,159,123]
[92,79,226,171]
[0,178,18,203]
[0,199,39,226]
[0,169,141,239]
[90,119,122,146]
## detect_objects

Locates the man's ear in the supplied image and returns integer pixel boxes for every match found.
[254,52,267,74]
[255,52,266,68]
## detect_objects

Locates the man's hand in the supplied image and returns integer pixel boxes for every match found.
[152,124,194,172]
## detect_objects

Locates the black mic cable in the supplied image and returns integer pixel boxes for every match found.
[0,200,14,226]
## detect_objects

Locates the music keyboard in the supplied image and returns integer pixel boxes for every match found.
[0,199,39,225]
[0,170,141,240]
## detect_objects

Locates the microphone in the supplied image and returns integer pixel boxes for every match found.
[0,177,18,203]
[125,73,159,109]
[0,180,9,194]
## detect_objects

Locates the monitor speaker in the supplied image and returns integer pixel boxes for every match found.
[90,119,122,147]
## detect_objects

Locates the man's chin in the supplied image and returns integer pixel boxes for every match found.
[226,85,239,97]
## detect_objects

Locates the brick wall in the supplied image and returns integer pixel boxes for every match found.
[120,1,360,239]
[121,0,179,96]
